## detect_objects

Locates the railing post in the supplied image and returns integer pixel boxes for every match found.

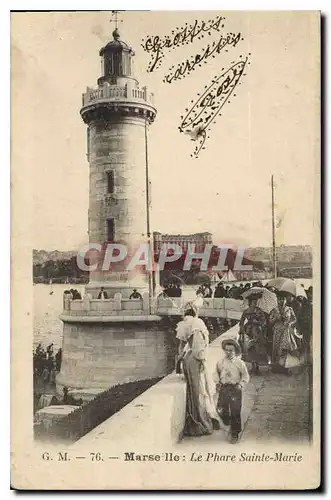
[142,292,150,313]
[83,294,91,312]
[114,292,122,311]
[63,294,72,311]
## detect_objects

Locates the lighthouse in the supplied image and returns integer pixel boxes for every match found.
[57,23,177,395]
[81,25,157,298]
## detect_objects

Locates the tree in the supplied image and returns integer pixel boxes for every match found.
[42,260,56,280]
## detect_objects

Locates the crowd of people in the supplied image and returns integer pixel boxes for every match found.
[33,343,62,387]
[63,288,82,300]
[196,283,213,298]
[68,286,144,300]
[158,282,183,297]
[238,286,312,375]
[176,280,313,444]
[195,281,314,301]
[33,343,84,413]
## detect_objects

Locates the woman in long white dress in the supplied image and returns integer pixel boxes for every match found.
[176,302,220,436]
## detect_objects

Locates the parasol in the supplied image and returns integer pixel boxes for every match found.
[242,286,265,299]
[268,277,307,298]
[242,286,278,314]
[194,272,211,285]
[165,273,186,285]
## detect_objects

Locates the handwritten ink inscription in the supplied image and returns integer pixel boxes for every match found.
[141,15,250,158]
[179,58,248,157]
[141,16,224,73]
[164,32,242,84]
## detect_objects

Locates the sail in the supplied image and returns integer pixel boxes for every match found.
[220,269,237,282]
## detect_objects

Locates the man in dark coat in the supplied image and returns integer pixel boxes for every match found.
[97,287,108,299]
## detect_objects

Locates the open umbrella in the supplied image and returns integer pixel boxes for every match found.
[268,277,307,298]
[242,286,265,299]
[194,272,211,285]
[242,286,278,314]
[165,272,186,284]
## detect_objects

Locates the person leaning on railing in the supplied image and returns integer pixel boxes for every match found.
[129,288,143,300]
[97,287,108,299]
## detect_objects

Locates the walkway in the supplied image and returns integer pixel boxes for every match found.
[180,365,311,448]
[242,367,311,444]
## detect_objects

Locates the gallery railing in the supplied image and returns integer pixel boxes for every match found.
[61,295,245,320]
[82,84,154,107]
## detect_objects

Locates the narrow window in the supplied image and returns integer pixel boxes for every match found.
[107,171,114,194]
[107,218,115,242]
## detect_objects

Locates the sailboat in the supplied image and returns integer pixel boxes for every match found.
[49,278,54,295]
[220,269,237,282]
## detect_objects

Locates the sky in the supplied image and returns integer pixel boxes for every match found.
[12,11,319,250]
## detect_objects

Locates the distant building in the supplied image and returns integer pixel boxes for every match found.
[153,232,213,254]
[278,265,312,279]
[245,245,312,265]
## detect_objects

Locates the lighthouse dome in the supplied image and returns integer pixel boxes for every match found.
[99,29,135,56]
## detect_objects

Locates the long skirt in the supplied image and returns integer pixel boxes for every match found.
[272,323,291,365]
[241,325,268,364]
[182,352,219,436]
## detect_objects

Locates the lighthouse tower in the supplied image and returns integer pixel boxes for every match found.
[57,26,176,395]
[81,27,157,298]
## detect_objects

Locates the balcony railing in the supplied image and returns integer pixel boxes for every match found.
[62,294,245,320]
[82,84,154,108]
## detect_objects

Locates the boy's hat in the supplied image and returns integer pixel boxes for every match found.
[221,338,241,355]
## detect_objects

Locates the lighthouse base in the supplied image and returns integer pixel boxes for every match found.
[56,317,177,397]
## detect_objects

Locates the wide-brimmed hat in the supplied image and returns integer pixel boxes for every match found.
[221,338,241,355]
